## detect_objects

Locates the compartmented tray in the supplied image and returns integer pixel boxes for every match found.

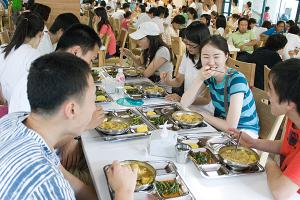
[95,86,113,103]
[137,104,207,132]
[95,109,154,141]
[92,69,105,83]
[103,160,195,200]
[124,81,167,100]
[177,133,265,179]
[103,66,143,78]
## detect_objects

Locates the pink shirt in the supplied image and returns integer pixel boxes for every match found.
[99,24,116,56]
[121,19,130,30]
[263,12,270,21]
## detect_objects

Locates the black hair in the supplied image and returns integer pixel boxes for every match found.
[262,20,272,29]
[216,15,226,29]
[32,3,51,21]
[94,7,111,33]
[49,13,79,34]
[27,52,91,114]
[2,12,44,59]
[276,20,285,26]
[287,20,295,27]
[197,35,229,69]
[211,11,218,17]
[157,6,166,17]
[148,7,158,15]
[248,18,256,25]
[200,14,211,26]
[238,17,248,25]
[232,0,238,6]
[246,1,252,8]
[184,21,210,65]
[288,25,300,35]
[100,0,106,7]
[143,35,172,65]
[187,7,197,20]
[269,58,300,114]
[56,24,101,54]
[124,11,132,19]
[139,4,146,12]
[25,0,35,10]
[265,34,287,51]
[232,14,240,19]
[265,6,270,12]
[182,6,187,13]
[106,6,112,10]
[123,3,130,10]
[164,8,169,18]
[172,15,185,25]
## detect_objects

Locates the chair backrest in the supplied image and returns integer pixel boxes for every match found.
[128,26,138,50]
[98,35,110,67]
[112,18,121,40]
[171,36,185,76]
[0,30,10,44]
[119,28,128,49]
[227,57,256,86]
[263,65,270,91]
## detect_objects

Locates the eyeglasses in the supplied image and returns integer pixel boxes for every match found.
[183,40,199,49]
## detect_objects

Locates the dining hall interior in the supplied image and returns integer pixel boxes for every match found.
[0,0,300,199]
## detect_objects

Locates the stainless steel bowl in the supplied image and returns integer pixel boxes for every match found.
[218,146,259,171]
[143,86,166,97]
[124,69,140,77]
[172,111,204,127]
[96,117,130,135]
[120,160,156,192]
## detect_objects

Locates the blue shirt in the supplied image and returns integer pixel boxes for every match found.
[0,112,76,200]
[263,27,285,36]
[204,69,260,133]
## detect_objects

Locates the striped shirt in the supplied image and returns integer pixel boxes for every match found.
[0,112,76,200]
[204,68,260,133]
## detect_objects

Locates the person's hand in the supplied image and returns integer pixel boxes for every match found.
[227,128,256,148]
[57,137,82,170]
[107,161,137,194]
[160,71,169,83]
[199,65,217,81]
[239,45,245,51]
[121,48,133,58]
[165,93,181,102]
[288,50,296,58]
[85,106,105,130]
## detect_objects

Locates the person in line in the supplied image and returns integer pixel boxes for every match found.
[263,6,270,21]
[246,34,287,90]
[242,1,252,19]
[227,17,257,61]
[160,22,214,113]
[181,35,260,137]
[231,0,239,15]
[134,4,151,28]
[93,7,117,58]
[121,11,132,30]
[0,52,137,200]
[121,21,173,92]
[111,2,130,20]
[230,58,300,200]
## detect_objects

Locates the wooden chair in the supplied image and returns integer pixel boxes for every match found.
[0,30,10,44]
[171,36,185,76]
[128,26,138,50]
[251,87,285,166]
[112,18,121,40]
[98,35,110,67]
[105,29,128,65]
[229,51,237,60]
[263,65,270,91]
[226,57,256,87]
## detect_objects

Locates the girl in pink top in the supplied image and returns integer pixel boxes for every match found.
[121,11,132,30]
[93,7,116,57]
[263,6,270,21]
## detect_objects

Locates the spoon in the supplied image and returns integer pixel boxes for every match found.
[235,131,242,152]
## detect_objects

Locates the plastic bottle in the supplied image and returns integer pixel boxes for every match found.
[115,68,125,97]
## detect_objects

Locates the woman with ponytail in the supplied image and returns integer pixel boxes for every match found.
[0,12,44,104]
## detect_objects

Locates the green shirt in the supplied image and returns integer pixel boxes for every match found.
[228,30,256,53]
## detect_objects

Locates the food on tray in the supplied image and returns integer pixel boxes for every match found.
[92,70,99,81]
[96,89,105,96]
[190,151,215,165]
[96,95,107,102]
[149,115,167,126]
[124,163,155,186]
[136,124,148,133]
[124,85,135,90]
[124,69,139,76]
[130,116,142,125]
[182,140,199,149]
[155,180,181,198]
[144,86,165,93]
[99,120,129,130]
[146,111,156,116]
[173,112,203,124]
[219,148,258,165]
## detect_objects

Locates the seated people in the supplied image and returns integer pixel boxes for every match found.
[261,20,285,36]
[246,34,287,90]
[282,25,300,60]
[162,14,185,46]
[0,52,136,200]
[121,11,132,30]
[93,7,117,58]
[248,18,267,41]
[214,15,226,37]
[199,14,212,34]
[181,35,259,137]
[121,21,173,92]
[186,7,197,26]
[227,17,257,61]
[230,58,300,200]
[160,22,214,113]
[134,4,151,28]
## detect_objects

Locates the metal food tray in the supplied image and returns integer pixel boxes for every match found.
[124,81,167,100]
[103,160,195,200]
[103,66,143,79]
[95,109,154,141]
[137,103,208,132]
[179,133,265,179]
[95,86,113,103]
[92,69,106,83]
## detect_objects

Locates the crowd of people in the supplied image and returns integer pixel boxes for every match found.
[0,0,299,200]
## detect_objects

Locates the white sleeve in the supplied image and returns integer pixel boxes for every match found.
[155,46,171,62]
[178,55,187,75]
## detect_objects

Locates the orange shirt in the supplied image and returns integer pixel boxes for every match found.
[99,24,116,56]
[280,118,300,194]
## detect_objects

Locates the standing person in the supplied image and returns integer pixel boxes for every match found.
[263,6,270,21]
[229,58,300,200]
[210,10,218,29]
[242,1,252,19]
[227,17,257,61]
[186,7,197,26]
[0,52,137,200]
[0,12,43,105]
[181,35,260,137]
[282,25,300,60]
[93,7,116,57]
[231,0,239,15]
[160,22,214,113]
[121,21,173,92]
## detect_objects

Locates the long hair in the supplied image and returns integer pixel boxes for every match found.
[2,12,44,58]
[94,7,111,33]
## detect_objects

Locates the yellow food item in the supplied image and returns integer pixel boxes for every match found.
[220,149,258,165]
[125,163,154,186]
[175,113,201,123]
[124,85,135,90]
[96,95,106,102]
[146,111,156,116]
[144,86,164,93]
[186,143,199,149]
[100,120,128,130]
[136,124,148,133]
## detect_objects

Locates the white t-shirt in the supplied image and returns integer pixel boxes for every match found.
[134,13,152,28]
[252,26,267,41]
[283,33,300,60]
[189,2,196,9]
[151,17,164,34]
[112,9,125,20]
[0,44,41,103]
[214,27,224,37]
[37,26,54,55]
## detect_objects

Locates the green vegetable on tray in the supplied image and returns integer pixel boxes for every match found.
[149,116,167,126]
[92,70,99,81]
[96,89,105,96]
[130,116,142,125]
[190,151,214,165]
[155,181,180,196]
